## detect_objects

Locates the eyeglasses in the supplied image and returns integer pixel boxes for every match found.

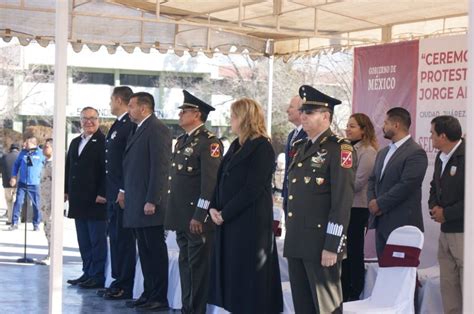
[80,117,98,122]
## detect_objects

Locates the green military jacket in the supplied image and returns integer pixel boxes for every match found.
[283,128,356,262]
[165,125,222,231]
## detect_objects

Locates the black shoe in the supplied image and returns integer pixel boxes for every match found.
[104,288,132,300]
[33,225,40,231]
[6,221,11,225]
[125,296,148,308]
[67,274,88,285]
[135,301,169,312]
[96,288,107,297]
[78,278,104,289]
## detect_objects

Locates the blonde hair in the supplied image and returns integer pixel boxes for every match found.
[231,98,270,144]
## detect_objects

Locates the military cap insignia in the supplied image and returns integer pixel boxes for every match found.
[340,149,353,168]
[210,143,220,158]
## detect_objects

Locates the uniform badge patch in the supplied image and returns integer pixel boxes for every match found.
[184,147,193,156]
[316,177,325,185]
[340,150,353,168]
[450,165,457,176]
[110,131,117,139]
[304,177,311,184]
[178,164,183,170]
[210,143,220,158]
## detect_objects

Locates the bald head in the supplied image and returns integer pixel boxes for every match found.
[286,95,303,126]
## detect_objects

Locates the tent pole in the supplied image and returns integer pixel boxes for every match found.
[49,0,68,313]
[464,2,473,312]
[267,55,274,136]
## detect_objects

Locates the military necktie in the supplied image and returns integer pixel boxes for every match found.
[304,139,313,153]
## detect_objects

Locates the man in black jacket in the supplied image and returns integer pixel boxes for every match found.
[100,86,136,300]
[65,107,107,289]
[429,115,464,314]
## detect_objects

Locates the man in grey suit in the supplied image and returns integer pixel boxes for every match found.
[367,107,428,257]
[120,92,172,311]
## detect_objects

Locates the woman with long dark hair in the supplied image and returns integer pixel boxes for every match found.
[342,113,378,301]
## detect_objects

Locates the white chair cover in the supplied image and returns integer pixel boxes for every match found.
[344,226,424,314]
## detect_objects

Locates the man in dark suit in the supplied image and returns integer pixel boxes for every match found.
[165,90,222,314]
[428,115,464,314]
[282,95,307,215]
[99,86,136,300]
[367,107,428,257]
[121,92,171,311]
[284,85,355,313]
[65,107,107,289]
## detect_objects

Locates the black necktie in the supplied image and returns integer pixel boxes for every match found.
[304,140,313,153]
[182,134,189,143]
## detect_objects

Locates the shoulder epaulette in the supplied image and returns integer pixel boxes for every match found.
[328,134,350,144]
[292,138,305,147]
[200,128,216,139]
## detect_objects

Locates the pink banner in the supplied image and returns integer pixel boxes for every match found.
[353,41,419,146]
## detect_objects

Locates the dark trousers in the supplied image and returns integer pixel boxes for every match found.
[107,202,136,294]
[134,225,169,303]
[176,230,214,314]
[11,183,41,226]
[75,218,107,282]
[375,229,389,258]
[288,257,342,314]
[341,207,369,301]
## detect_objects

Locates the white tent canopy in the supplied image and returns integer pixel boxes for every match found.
[0,0,469,59]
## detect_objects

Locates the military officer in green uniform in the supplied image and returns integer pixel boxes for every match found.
[283,85,356,314]
[165,90,222,314]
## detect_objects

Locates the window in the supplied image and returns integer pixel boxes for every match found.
[73,71,114,85]
[120,74,159,87]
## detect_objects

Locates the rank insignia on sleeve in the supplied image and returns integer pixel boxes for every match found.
[340,150,352,168]
[210,143,220,158]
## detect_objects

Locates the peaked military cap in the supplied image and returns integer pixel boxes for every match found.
[180,90,215,114]
[299,85,341,111]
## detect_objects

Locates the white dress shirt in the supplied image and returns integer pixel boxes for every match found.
[381,134,411,176]
[439,140,462,175]
[78,133,93,156]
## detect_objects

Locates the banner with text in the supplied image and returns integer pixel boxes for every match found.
[352,35,468,267]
